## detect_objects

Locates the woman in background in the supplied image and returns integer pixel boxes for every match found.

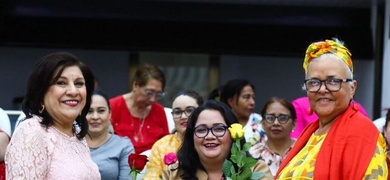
[382,108,390,176]
[110,64,169,154]
[209,79,265,145]
[249,97,296,176]
[144,89,203,179]
[0,129,9,180]
[87,89,135,180]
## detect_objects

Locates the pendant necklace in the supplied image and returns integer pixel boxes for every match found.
[133,112,146,143]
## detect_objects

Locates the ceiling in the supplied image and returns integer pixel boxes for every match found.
[1,0,385,59]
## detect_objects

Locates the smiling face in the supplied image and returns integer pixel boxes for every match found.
[172,95,199,137]
[262,102,295,141]
[87,94,111,135]
[306,56,356,122]
[193,109,232,163]
[44,65,87,126]
[228,85,255,120]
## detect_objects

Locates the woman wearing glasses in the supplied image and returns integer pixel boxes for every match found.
[110,64,169,154]
[209,79,265,145]
[275,38,387,179]
[162,100,272,180]
[144,89,203,179]
[249,97,296,177]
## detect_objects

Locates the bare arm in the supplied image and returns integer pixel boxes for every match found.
[0,132,10,161]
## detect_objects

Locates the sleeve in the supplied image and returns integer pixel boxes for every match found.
[291,100,306,139]
[362,135,388,179]
[144,140,164,179]
[118,137,135,180]
[252,161,273,180]
[5,120,51,179]
[161,169,170,180]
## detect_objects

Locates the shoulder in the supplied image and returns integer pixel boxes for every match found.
[162,163,182,179]
[109,95,125,106]
[110,134,134,148]
[151,102,165,110]
[13,116,46,136]
[250,113,262,122]
[252,161,273,179]
[152,134,175,148]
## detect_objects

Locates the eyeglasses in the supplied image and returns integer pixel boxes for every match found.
[264,114,291,124]
[194,124,228,138]
[171,106,196,119]
[304,78,353,93]
[144,89,165,99]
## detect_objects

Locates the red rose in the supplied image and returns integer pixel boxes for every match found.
[128,153,149,171]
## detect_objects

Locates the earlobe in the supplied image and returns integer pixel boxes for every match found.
[227,98,234,107]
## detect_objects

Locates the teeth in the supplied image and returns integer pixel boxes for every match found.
[205,144,217,147]
[65,100,78,104]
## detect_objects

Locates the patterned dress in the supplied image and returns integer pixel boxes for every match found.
[277,133,387,179]
[249,139,296,176]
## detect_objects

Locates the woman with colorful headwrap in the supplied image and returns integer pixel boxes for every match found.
[275,38,388,179]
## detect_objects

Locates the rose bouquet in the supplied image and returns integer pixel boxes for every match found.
[222,123,264,180]
[128,153,149,180]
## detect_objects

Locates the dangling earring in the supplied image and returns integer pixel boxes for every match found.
[307,108,313,115]
[39,104,45,114]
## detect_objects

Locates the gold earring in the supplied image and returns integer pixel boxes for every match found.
[39,104,45,114]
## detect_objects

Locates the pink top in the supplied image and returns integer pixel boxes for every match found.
[5,116,100,180]
[290,96,368,138]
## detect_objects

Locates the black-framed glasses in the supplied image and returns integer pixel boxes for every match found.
[264,114,291,124]
[144,89,165,99]
[171,106,196,119]
[194,124,228,138]
[304,78,353,93]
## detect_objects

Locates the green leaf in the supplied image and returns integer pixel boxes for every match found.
[231,149,241,163]
[223,160,233,177]
[230,166,236,179]
[243,142,251,151]
[242,157,257,168]
[251,172,265,180]
[236,154,244,167]
[240,167,252,179]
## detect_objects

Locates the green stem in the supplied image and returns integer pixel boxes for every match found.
[133,171,137,180]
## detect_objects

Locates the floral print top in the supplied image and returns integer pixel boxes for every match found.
[249,139,296,176]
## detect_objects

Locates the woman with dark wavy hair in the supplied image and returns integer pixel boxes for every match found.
[5,52,100,179]
[162,100,272,180]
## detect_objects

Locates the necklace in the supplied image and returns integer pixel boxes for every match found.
[133,112,146,143]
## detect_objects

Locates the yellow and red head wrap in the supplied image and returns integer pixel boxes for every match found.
[303,39,353,73]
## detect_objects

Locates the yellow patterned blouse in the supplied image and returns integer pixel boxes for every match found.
[144,133,182,179]
[277,133,388,179]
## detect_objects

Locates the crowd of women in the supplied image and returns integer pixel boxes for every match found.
[1,37,388,180]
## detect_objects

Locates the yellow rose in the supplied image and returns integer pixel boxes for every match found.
[228,123,245,140]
